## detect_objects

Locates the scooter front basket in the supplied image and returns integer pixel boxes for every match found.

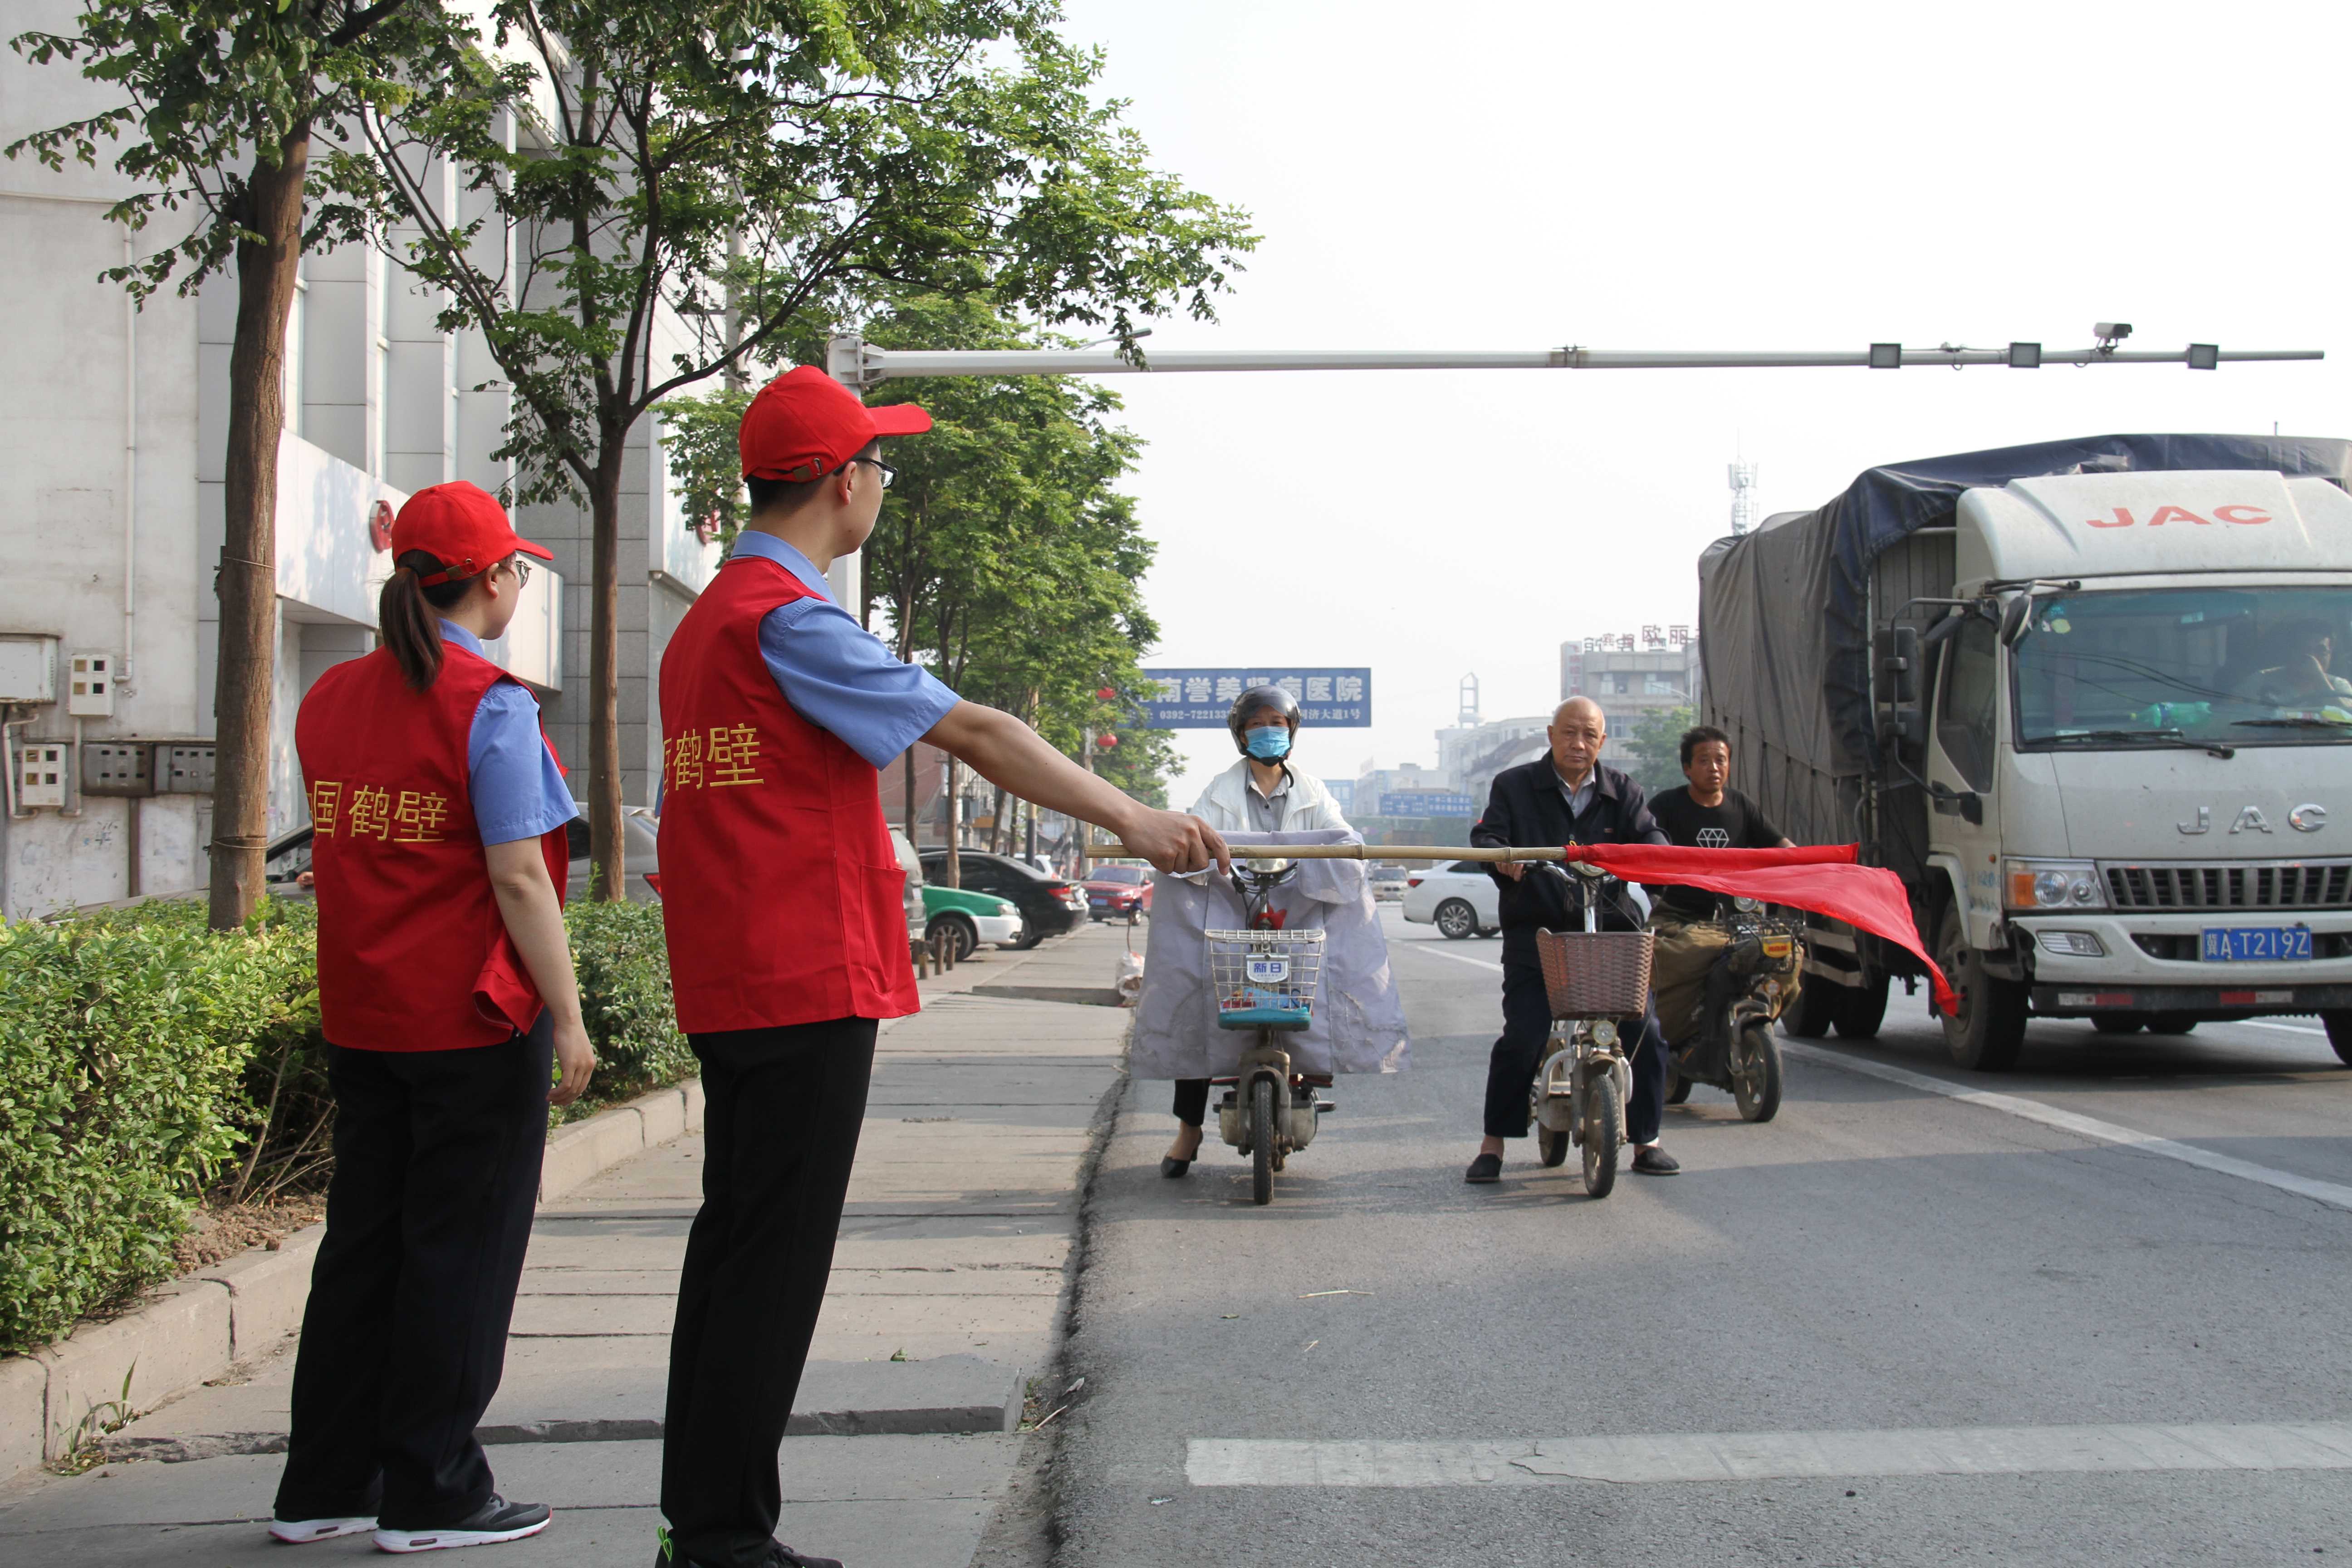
[1534,929,1655,1019]
[1205,928,1325,1031]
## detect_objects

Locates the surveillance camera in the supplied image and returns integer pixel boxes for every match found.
[2094,322,2132,342]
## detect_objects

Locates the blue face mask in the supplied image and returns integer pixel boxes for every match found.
[1244,726,1292,761]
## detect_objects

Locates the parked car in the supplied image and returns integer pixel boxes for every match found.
[920,882,1023,960]
[1082,862,1154,921]
[918,849,1085,947]
[1368,863,1409,902]
[1400,860,1502,940]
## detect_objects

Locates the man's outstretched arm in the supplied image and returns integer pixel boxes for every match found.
[924,701,1230,875]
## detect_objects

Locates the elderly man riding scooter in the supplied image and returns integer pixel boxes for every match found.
[1466,696,1680,1182]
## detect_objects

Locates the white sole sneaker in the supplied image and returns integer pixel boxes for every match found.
[373,1513,552,1553]
[268,1516,377,1544]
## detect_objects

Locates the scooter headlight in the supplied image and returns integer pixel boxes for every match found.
[1732,896,1763,914]
[1591,1019,1620,1048]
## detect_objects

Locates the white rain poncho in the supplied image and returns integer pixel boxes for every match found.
[1131,828,1411,1079]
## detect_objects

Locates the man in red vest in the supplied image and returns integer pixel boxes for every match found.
[654,367,1226,1568]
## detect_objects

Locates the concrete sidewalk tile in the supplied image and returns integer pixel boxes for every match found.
[539,1105,647,1202]
[35,1280,232,1458]
[0,1354,47,1479]
[199,1225,321,1359]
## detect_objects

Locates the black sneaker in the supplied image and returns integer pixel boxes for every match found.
[1464,1152,1503,1183]
[655,1537,843,1568]
[374,1495,552,1553]
[1632,1144,1681,1176]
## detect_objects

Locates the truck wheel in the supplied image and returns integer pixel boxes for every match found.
[1436,899,1477,940]
[2144,1012,2198,1036]
[1833,974,1889,1039]
[2090,1015,2144,1035]
[1783,979,1838,1039]
[1664,1067,1693,1105]
[2323,1012,2352,1066]
[926,913,977,964]
[1936,905,2028,1072]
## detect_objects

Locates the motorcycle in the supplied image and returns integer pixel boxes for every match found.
[1204,859,1335,1205]
[1660,897,1800,1122]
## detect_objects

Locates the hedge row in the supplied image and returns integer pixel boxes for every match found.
[0,895,690,1356]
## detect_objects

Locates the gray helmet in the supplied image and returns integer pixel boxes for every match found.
[1227,684,1302,754]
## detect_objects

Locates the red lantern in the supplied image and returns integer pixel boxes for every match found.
[1097,733,1119,749]
[1095,686,1117,701]
[368,499,394,554]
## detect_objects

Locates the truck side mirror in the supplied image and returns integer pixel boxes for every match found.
[1875,625,1920,705]
[1998,593,2034,646]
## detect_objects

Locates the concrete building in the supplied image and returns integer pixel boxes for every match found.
[0,14,718,917]
[1560,628,1702,765]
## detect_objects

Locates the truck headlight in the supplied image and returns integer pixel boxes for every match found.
[2005,858,2105,911]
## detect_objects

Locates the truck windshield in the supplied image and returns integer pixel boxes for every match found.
[2012,586,2352,747]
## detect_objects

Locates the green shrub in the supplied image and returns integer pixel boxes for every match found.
[0,900,317,1354]
[564,897,693,1115]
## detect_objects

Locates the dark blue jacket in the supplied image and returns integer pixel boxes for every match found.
[1470,758,1666,965]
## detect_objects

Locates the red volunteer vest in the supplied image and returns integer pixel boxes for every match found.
[296,644,569,1052]
[657,553,919,1033]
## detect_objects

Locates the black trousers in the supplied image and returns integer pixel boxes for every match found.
[274,1011,552,1529]
[1483,960,1668,1145]
[661,1018,878,1568]
[1172,1078,1210,1126]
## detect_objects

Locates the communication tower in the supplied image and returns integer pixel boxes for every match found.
[1729,460,1760,536]
[1458,673,1480,727]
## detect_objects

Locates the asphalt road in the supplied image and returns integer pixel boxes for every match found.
[1051,906,2352,1567]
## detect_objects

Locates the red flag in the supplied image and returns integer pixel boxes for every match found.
[1558,842,1956,1015]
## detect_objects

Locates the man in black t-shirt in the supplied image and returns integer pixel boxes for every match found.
[1645,726,1794,1044]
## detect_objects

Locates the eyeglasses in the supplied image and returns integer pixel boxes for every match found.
[848,456,897,489]
[504,557,533,588]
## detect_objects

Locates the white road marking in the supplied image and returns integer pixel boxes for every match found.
[1403,944,1504,974]
[1186,1420,2352,1488]
[2231,1019,2329,1036]
[1783,1042,2352,1213]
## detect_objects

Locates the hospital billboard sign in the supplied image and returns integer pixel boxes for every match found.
[1137,668,1372,728]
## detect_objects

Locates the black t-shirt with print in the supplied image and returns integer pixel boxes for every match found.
[1646,785,1784,917]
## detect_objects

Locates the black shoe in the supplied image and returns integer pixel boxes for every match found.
[375,1495,551,1553]
[1464,1152,1503,1183]
[1159,1155,1191,1178]
[1632,1145,1681,1176]
[656,1539,842,1568]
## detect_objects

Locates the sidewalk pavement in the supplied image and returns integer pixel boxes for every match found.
[0,921,1147,1568]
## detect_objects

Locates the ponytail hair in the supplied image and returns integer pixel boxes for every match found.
[380,550,477,691]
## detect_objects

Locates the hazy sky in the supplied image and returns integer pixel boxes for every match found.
[1037,0,2351,808]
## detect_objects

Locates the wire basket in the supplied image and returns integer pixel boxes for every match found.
[1534,929,1656,1019]
[1205,928,1326,1031]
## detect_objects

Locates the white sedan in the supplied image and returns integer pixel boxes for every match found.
[1400,860,1502,940]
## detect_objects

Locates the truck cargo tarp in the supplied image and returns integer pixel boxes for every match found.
[1698,433,2352,865]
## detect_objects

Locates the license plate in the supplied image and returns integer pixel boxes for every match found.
[2200,926,2313,961]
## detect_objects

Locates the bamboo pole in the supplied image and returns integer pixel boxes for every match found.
[1107,843,1568,863]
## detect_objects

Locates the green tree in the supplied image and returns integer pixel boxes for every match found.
[1622,704,1696,797]
[10,0,469,929]
[352,0,1253,899]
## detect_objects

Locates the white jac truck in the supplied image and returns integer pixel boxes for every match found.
[1698,434,2352,1070]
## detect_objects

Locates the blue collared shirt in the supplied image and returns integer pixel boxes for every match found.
[729,531,961,769]
[441,620,581,846]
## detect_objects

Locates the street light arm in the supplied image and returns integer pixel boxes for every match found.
[828,337,2322,385]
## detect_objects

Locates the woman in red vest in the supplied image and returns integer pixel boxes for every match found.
[271,482,594,1555]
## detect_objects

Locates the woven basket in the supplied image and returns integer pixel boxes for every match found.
[1534,929,1656,1019]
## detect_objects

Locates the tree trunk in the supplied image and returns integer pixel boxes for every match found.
[586,442,626,899]
[208,129,311,931]
[902,743,919,844]
[940,755,962,887]
[986,783,1007,856]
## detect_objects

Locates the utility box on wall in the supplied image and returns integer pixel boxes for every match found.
[83,742,155,797]
[0,635,59,705]
[163,744,217,794]
[67,651,117,717]
[15,742,67,809]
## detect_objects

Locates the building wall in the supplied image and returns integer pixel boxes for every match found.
[1560,633,1703,764]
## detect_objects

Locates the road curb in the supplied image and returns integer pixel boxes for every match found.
[3,1074,706,1482]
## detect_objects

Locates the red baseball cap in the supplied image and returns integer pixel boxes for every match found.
[739,365,931,481]
[391,481,553,585]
